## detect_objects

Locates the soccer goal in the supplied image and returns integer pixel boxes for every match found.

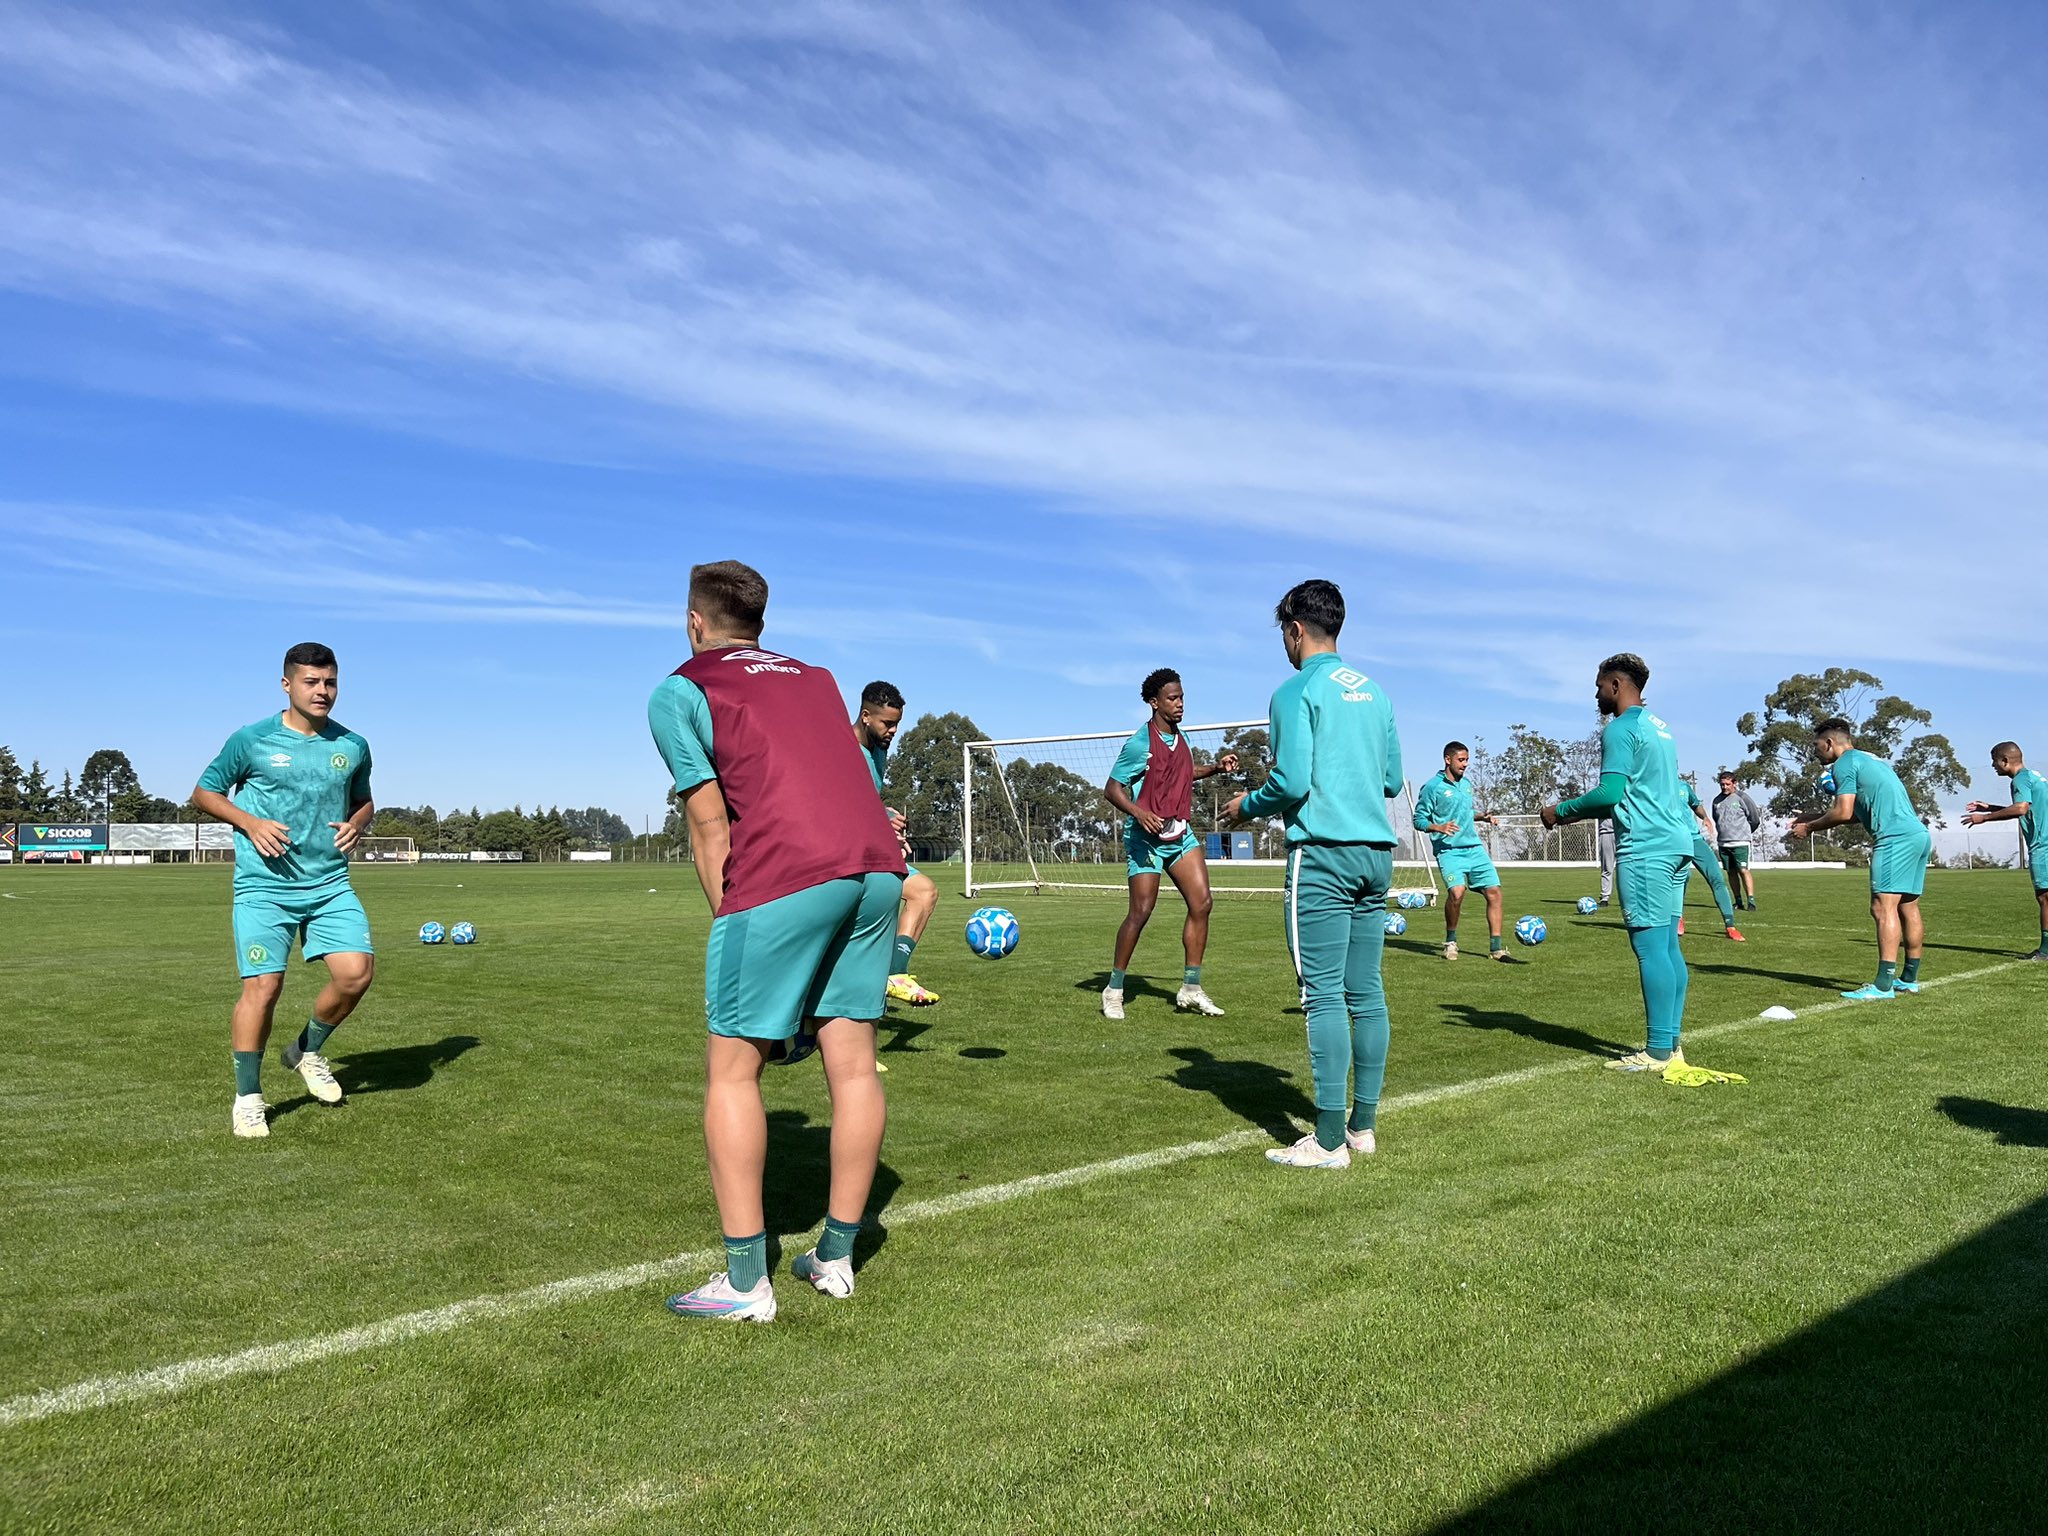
[350,835,417,864]
[962,723,1440,904]
[1476,815,1601,866]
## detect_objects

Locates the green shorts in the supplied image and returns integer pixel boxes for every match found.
[2031,848,2048,894]
[233,884,373,977]
[1870,829,1932,897]
[1125,823,1200,879]
[1436,846,1499,891]
[1616,850,1690,930]
[705,871,904,1040]
[1719,844,1750,870]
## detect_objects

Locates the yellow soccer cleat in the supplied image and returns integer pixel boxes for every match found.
[887,974,941,1006]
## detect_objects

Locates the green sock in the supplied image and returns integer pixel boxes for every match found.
[1648,1045,1673,1063]
[891,934,916,973]
[2040,930,2048,954]
[818,1215,860,1264]
[1315,1108,1346,1152]
[1183,965,1201,987]
[232,1051,262,1096]
[723,1231,768,1292]
[1446,926,1458,946]
[1489,934,1505,953]
[1876,960,1898,992]
[1900,957,1921,984]
[1109,968,1126,990]
[297,1017,336,1054]
[1348,1100,1377,1133]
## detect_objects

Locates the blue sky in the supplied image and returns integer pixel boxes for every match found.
[4,0,2045,829]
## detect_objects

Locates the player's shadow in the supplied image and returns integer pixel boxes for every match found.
[1686,962,1851,991]
[1436,1004,1625,1060]
[1163,1046,1313,1143]
[1075,970,1178,1005]
[1430,1189,2048,1533]
[1925,939,2038,959]
[881,1019,932,1055]
[273,1034,481,1117]
[761,1109,902,1270]
[1938,1096,2048,1149]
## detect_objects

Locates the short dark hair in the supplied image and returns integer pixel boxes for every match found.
[1992,740,2022,760]
[1815,717,1854,741]
[1717,768,1738,781]
[1596,652,1649,691]
[689,560,769,638]
[283,641,336,675]
[861,680,905,711]
[1443,740,1468,758]
[1141,667,1181,702]
[1275,579,1344,639]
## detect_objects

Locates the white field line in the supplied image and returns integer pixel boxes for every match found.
[0,958,2024,1431]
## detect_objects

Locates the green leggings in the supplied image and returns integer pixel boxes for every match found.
[1688,836,1735,926]
[1283,844,1395,1115]
[1627,920,1689,1053]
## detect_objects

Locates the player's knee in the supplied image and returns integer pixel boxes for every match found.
[904,873,938,915]
[1188,889,1213,920]
[1128,894,1158,922]
[240,973,284,1005]
[331,957,375,998]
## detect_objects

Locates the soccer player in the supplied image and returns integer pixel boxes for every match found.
[1596,817,1617,906]
[1790,720,1934,1000]
[1541,654,1695,1071]
[1681,780,1746,941]
[1223,580,1402,1168]
[1962,742,2048,960]
[1101,669,1237,1019]
[1711,770,1763,910]
[190,642,375,1139]
[854,680,941,1008]
[1413,741,1512,961]
[650,561,905,1322]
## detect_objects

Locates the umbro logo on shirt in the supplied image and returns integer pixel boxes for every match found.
[1330,666,1373,702]
[269,753,293,767]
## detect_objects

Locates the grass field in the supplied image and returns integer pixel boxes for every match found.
[2,862,2045,1534]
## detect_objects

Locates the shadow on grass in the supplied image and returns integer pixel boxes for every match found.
[958,1046,1005,1060]
[1939,1096,2048,1149]
[1926,940,2040,959]
[1433,1190,2048,1534]
[273,1034,481,1118]
[1687,962,1849,991]
[1163,1046,1311,1144]
[881,1019,932,1055]
[1435,1004,1624,1060]
[762,1109,902,1271]
[1075,971,1179,1004]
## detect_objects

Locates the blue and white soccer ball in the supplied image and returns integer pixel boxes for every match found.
[1396,889,1427,910]
[450,921,476,945]
[1818,768,1837,795]
[419,921,446,945]
[1514,915,1547,946]
[1385,911,1408,937]
[1576,896,1599,915]
[965,906,1020,959]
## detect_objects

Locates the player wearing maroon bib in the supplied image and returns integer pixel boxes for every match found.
[648,561,906,1323]
[1100,669,1238,1020]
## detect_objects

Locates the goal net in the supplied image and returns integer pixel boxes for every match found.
[962,722,1440,903]
[350,835,417,864]
[1474,815,1602,865]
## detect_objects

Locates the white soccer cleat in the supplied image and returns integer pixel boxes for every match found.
[1265,1132,1350,1170]
[232,1092,270,1139]
[1606,1047,1687,1074]
[1101,986,1125,1020]
[791,1249,855,1299]
[1175,985,1226,1017]
[1443,941,1458,962]
[664,1272,778,1323]
[284,1048,344,1104]
[1345,1127,1376,1155]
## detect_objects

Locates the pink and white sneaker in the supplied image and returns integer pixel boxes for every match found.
[665,1273,777,1323]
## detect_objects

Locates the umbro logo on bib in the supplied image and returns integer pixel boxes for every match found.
[724,648,802,676]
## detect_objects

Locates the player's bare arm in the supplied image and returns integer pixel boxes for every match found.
[1193,752,1240,781]
[1789,794,1857,841]
[190,786,292,858]
[680,778,731,912]
[1104,776,1166,836]
[1962,799,2027,827]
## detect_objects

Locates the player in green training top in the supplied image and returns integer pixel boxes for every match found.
[1963,741,2048,961]
[1414,741,1513,962]
[1542,654,1695,1072]
[1791,719,1935,1000]
[1102,669,1237,1019]
[854,680,941,1009]
[191,642,376,1139]
[1224,580,1403,1169]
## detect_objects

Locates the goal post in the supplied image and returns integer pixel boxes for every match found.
[961,723,1440,903]
[350,835,417,864]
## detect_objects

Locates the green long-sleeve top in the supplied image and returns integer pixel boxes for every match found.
[1240,652,1403,846]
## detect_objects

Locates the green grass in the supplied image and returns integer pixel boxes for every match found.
[1,863,2045,1534]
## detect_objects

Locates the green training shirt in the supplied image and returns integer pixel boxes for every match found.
[197,714,372,897]
[1414,770,1483,852]
[1830,748,1920,841]
[1600,707,1693,860]
[2008,766,2045,851]
[1240,652,1403,846]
